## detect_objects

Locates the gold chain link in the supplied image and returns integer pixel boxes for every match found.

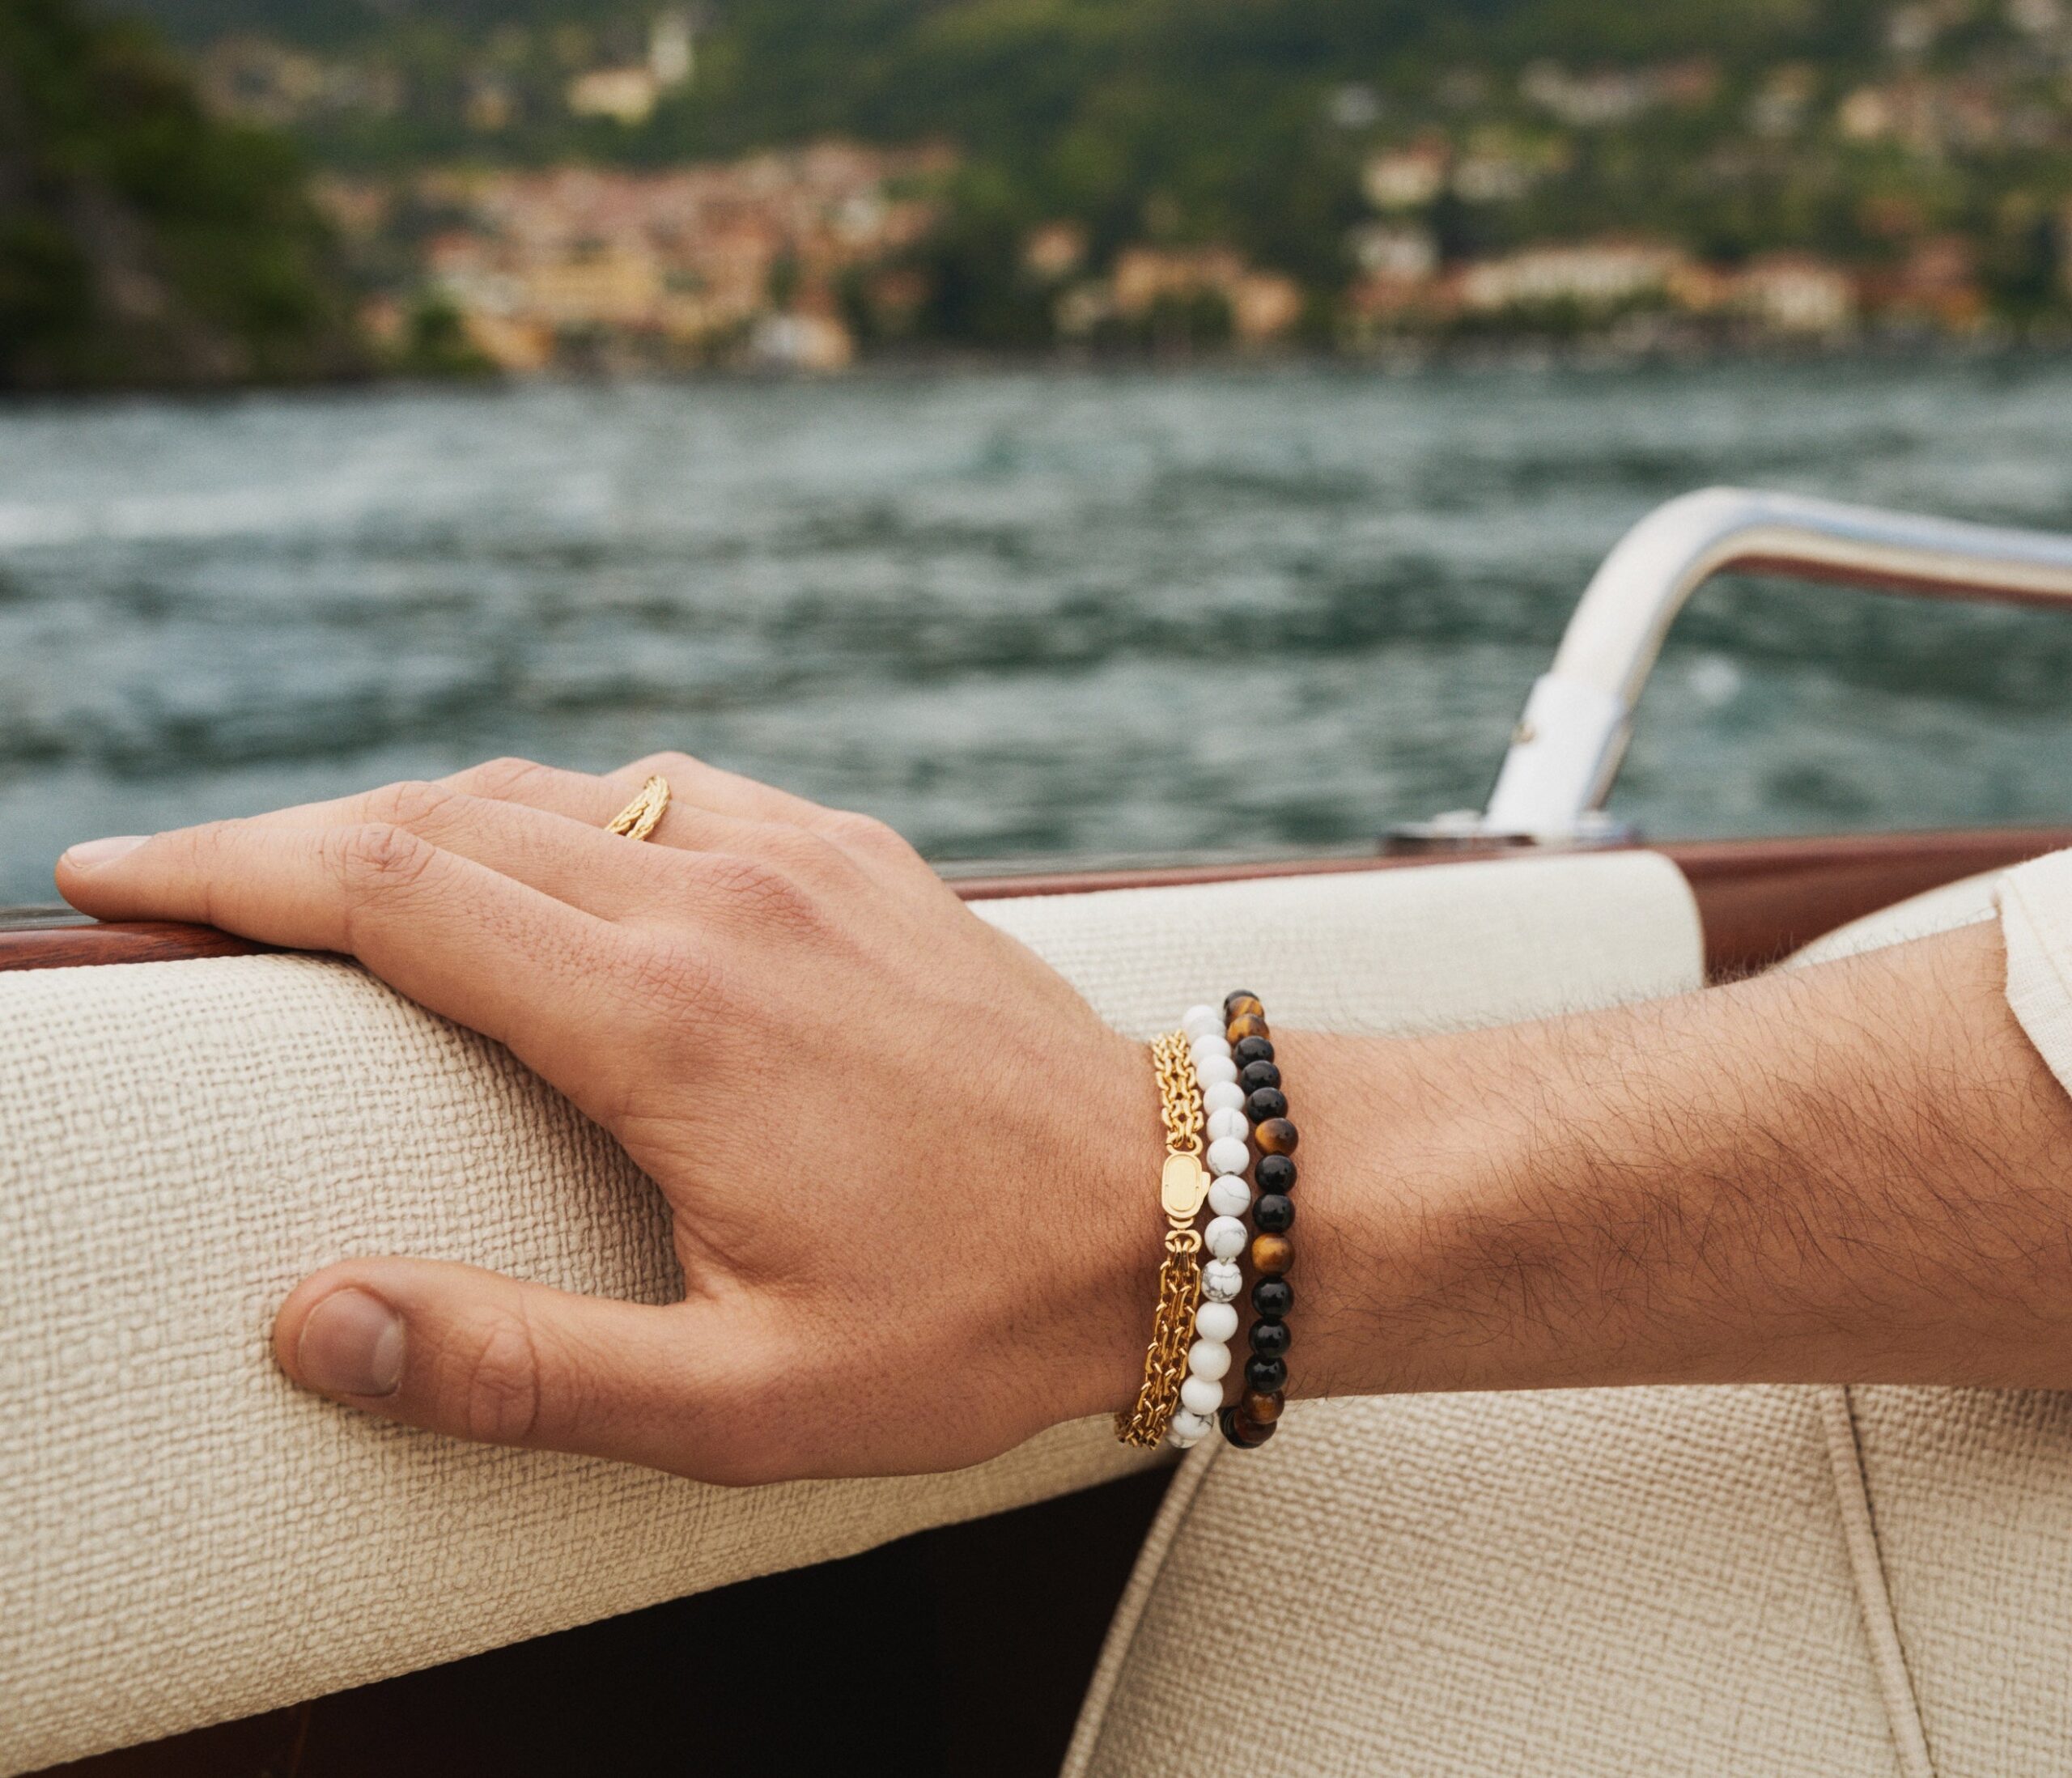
[1115,1031,1208,1449]
[1153,1030,1206,1159]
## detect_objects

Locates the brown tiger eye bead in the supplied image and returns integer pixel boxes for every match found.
[1252,1233,1293,1275]
[1242,1388,1286,1424]
[1218,1404,1276,1448]
[1223,993,1264,1021]
[1225,1012,1269,1044]
[1255,1117,1300,1156]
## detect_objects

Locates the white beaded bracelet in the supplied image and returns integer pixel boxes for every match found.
[1167,1001,1251,1449]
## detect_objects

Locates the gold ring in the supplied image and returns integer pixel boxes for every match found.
[606,774,671,842]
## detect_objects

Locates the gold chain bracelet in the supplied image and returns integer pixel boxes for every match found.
[1114,1031,1209,1449]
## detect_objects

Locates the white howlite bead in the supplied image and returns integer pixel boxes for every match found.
[1181,1005,1222,1040]
[1204,1080,1246,1115]
[1191,1042,1232,1077]
[1207,1174,1252,1219]
[1195,1053,1238,1088]
[1195,1300,1239,1343]
[1180,1374,1225,1417]
[1206,1135,1250,1177]
[1187,1339,1232,1381]
[1170,1408,1214,1442]
[1202,1260,1242,1302]
[1204,1215,1248,1258]
[1207,1106,1249,1144]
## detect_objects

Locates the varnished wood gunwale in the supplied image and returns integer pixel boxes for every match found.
[4,827,2069,982]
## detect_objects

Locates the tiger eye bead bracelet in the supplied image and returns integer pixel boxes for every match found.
[1219,989,1296,1450]
[1118,992,1301,1453]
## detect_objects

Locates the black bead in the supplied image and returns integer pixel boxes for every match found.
[1256,1152,1297,1195]
[1232,1035,1276,1068]
[1222,990,1261,1020]
[1238,1059,1282,1093]
[1249,1318,1290,1358]
[1255,1191,1294,1233]
[1245,1087,1289,1124]
[1251,1277,1293,1319]
[1245,1355,1288,1394]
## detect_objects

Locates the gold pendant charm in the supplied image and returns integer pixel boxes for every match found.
[1160,1150,1208,1222]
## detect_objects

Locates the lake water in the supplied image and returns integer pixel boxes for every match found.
[3,356,2072,904]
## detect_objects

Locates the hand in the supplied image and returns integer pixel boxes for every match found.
[56,756,1161,1483]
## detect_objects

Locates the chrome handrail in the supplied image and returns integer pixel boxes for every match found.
[1475,486,2072,840]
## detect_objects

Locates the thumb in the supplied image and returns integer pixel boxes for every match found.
[274,1258,724,1477]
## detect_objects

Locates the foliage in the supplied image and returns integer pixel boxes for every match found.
[98,0,2072,354]
[0,0,363,388]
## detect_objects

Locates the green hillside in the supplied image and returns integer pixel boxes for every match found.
[0,0,361,388]
[35,0,2072,376]
[121,0,2064,314]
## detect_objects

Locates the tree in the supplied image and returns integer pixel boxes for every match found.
[0,0,364,388]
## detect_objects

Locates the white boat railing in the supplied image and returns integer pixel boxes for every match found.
[1467,486,2072,842]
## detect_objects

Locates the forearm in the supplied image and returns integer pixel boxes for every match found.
[62,753,2072,1479]
[1276,919,2072,1402]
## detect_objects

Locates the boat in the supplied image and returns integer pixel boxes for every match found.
[7,486,2072,1776]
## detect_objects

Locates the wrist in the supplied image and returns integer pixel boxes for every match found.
[1259,1029,1369,1401]
[1266,1026,1478,1402]
[1045,1021,1170,1427]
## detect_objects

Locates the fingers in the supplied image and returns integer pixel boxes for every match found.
[454,753,914,866]
[461,757,803,859]
[609,751,843,833]
[213,753,915,878]
[440,757,664,830]
[274,1259,743,1479]
[56,817,628,1080]
[244,782,677,922]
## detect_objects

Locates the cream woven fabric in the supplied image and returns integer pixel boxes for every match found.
[1068,853,2072,1778]
[1068,1388,1907,1778]
[0,850,1698,1773]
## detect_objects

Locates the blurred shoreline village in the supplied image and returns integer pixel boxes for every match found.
[11,0,2072,387]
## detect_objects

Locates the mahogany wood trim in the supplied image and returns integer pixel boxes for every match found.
[5,827,2070,983]
[1670,828,2072,978]
[0,915,278,972]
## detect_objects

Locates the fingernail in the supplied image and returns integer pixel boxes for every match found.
[295,1288,405,1398]
[62,835,146,869]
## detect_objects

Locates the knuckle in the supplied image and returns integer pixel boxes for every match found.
[822,809,908,860]
[444,1311,546,1446]
[329,822,439,898]
[185,820,240,872]
[454,756,550,801]
[363,779,456,830]
[764,824,845,877]
[626,749,699,781]
[169,822,244,926]
[694,851,817,928]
